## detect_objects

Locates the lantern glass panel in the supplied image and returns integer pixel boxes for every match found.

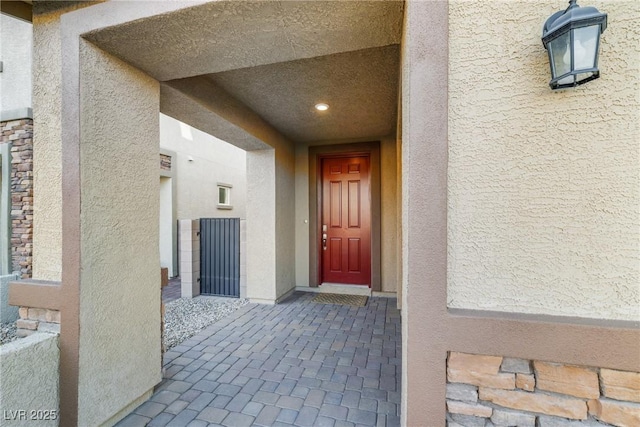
[573,25,599,70]
[575,71,595,82]
[548,31,571,78]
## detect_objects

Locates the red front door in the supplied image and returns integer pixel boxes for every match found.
[321,155,371,286]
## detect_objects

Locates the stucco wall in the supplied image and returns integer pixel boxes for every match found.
[246,149,277,302]
[0,14,32,113]
[0,333,59,427]
[294,137,399,292]
[294,144,310,287]
[159,113,247,220]
[77,41,161,425]
[244,139,296,303]
[0,273,19,323]
[447,0,640,321]
[159,176,173,275]
[31,2,96,283]
[380,136,398,293]
[162,83,295,304]
[275,142,296,300]
[31,6,64,281]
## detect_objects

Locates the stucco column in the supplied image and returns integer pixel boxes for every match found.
[73,40,161,426]
[274,145,296,299]
[31,5,65,281]
[246,149,278,303]
[56,28,162,423]
[179,219,200,298]
[401,0,449,425]
[245,143,296,304]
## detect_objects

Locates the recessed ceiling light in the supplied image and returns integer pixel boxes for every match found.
[315,103,329,111]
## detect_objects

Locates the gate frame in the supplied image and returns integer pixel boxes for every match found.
[199,217,241,298]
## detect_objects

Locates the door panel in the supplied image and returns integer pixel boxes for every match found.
[348,180,361,228]
[348,239,361,272]
[330,238,342,271]
[321,156,371,285]
[330,181,342,227]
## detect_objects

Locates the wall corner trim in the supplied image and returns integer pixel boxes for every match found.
[9,279,62,311]
[448,308,640,330]
[447,308,640,373]
[0,108,33,122]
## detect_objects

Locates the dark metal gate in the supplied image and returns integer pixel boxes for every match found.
[200,218,240,297]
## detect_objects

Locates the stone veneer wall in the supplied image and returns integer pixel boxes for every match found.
[16,306,61,337]
[0,119,33,278]
[446,352,640,427]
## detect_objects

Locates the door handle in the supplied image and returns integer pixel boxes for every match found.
[322,233,327,251]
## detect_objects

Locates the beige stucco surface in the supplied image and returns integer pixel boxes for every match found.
[159,176,173,275]
[163,75,297,304]
[77,41,161,425]
[246,149,277,302]
[380,136,399,293]
[84,0,402,82]
[31,2,95,282]
[447,0,640,321]
[294,145,311,287]
[294,137,399,292]
[32,0,194,286]
[275,142,296,300]
[161,80,271,152]
[159,113,247,220]
[243,143,296,303]
[400,1,450,421]
[0,333,59,427]
[31,7,63,281]
[163,80,296,303]
[207,45,399,143]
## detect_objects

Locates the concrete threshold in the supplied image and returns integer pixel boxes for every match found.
[296,283,372,296]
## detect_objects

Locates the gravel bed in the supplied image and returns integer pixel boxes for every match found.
[0,322,18,346]
[1,297,248,349]
[164,297,249,350]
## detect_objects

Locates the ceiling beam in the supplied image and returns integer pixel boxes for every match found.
[1,1,32,23]
[163,76,292,151]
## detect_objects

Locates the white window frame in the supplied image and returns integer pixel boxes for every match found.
[1,144,12,274]
[217,183,232,210]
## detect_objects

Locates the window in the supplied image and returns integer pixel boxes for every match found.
[217,184,232,209]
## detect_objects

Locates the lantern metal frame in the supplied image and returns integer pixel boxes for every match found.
[542,0,607,90]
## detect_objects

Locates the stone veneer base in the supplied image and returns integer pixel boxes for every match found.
[1,118,33,278]
[446,351,640,427]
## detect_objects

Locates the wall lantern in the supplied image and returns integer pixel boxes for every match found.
[542,0,607,90]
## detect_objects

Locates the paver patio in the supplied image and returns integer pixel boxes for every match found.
[162,277,182,303]
[117,292,401,427]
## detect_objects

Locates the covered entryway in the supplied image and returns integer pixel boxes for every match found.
[22,1,403,424]
[321,155,372,286]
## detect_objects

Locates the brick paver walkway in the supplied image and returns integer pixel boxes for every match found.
[117,292,401,427]
[163,277,182,303]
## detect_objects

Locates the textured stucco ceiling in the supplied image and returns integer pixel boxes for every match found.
[86,0,403,145]
[203,45,399,143]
